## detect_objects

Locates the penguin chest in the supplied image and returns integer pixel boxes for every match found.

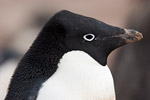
[37,51,115,100]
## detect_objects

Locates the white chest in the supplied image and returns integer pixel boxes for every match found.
[37,51,115,100]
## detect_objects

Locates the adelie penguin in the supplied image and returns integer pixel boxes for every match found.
[5,10,143,100]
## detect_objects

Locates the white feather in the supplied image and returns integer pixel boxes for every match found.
[0,60,17,100]
[37,51,115,100]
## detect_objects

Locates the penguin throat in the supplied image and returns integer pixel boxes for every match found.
[37,51,116,100]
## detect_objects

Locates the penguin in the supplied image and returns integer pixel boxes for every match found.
[5,10,143,100]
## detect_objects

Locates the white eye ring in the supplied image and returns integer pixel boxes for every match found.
[83,34,95,41]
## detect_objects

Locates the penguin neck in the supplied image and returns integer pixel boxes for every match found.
[5,29,68,100]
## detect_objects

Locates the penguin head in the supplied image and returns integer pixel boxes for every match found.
[42,10,143,66]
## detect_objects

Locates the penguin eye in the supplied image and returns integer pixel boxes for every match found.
[83,34,95,41]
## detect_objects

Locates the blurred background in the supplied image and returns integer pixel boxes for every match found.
[0,0,149,100]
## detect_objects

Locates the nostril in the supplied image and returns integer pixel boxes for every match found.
[129,29,136,34]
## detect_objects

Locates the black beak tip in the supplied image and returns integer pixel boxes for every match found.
[123,29,143,43]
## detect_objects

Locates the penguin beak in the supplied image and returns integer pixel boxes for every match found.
[113,29,143,43]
